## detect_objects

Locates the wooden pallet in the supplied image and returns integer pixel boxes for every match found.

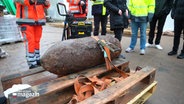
[78,67,156,104]
[0,58,156,104]
[127,81,157,104]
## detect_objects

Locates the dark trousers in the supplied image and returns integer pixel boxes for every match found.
[114,28,124,41]
[172,19,184,53]
[93,14,108,36]
[0,96,7,104]
[148,15,167,45]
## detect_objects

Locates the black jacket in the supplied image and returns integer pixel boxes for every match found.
[171,0,184,20]
[104,0,128,30]
[154,0,173,16]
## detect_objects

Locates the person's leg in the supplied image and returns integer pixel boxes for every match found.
[172,19,182,52]
[21,25,37,69]
[93,15,100,36]
[129,21,139,49]
[182,40,184,54]
[168,19,182,55]
[34,25,42,65]
[155,15,167,45]
[177,27,184,59]
[113,27,126,58]
[182,30,184,53]
[148,15,157,44]
[101,15,108,35]
[113,28,123,41]
[140,22,147,50]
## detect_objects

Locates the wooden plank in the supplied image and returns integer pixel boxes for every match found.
[114,70,156,104]
[22,71,58,86]
[78,66,156,104]
[127,81,157,104]
[1,67,45,91]
[1,67,45,81]
[115,81,149,104]
[1,77,22,92]
[7,58,129,104]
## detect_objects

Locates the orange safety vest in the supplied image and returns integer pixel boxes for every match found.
[15,0,50,25]
[67,0,88,18]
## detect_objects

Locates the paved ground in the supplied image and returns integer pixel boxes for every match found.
[0,24,184,104]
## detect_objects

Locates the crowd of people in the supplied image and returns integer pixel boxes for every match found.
[101,0,184,58]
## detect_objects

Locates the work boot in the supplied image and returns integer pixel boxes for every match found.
[29,64,38,69]
[37,60,41,66]
[168,51,177,56]
[177,52,184,59]
[26,52,37,69]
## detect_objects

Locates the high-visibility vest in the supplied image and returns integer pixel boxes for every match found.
[67,0,88,18]
[92,0,106,15]
[15,0,50,25]
[128,0,155,17]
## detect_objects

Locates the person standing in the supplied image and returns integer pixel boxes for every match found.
[67,0,88,21]
[125,0,155,55]
[104,0,129,42]
[146,0,173,50]
[168,0,184,59]
[14,0,50,69]
[92,0,109,36]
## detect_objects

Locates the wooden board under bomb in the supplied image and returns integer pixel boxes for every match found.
[1,58,157,104]
[3,58,129,104]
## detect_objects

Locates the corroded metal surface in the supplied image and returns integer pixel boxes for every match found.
[41,35,121,76]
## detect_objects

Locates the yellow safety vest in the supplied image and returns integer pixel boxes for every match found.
[92,0,106,15]
[128,0,155,17]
